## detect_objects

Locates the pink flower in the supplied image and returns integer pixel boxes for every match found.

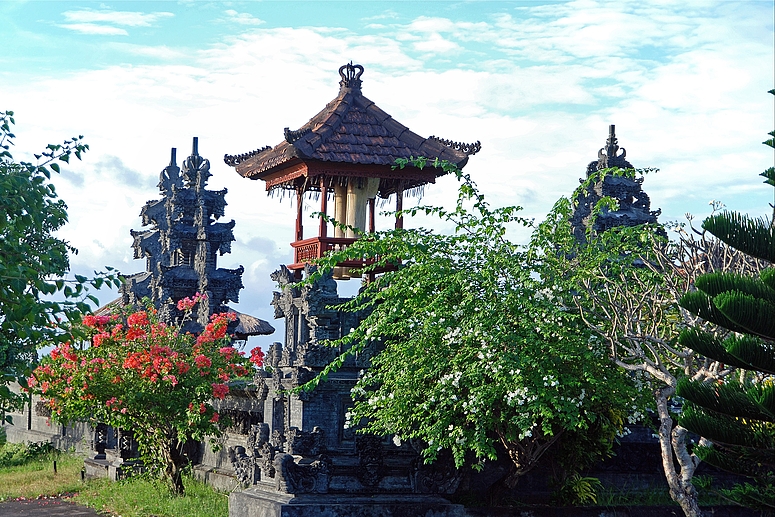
[249,347,265,367]
[194,354,212,369]
[177,297,196,311]
[127,311,149,327]
[219,346,237,359]
[211,383,229,400]
[93,332,109,347]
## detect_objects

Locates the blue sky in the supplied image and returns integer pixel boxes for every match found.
[2,1,773,351]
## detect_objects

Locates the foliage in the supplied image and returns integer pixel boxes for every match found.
[531,166,766,517]
[29,299,263,494]
[0,440,57,468]
[0,447,228,517]
[0,110,120,423]
[676,103,775,513]
[0,446,84,502]
[303,158,641,492]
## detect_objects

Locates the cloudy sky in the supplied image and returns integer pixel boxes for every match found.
[2,0,773,352]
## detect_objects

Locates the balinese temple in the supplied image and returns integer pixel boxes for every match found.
[224,62,480,279]
[570,124,662,242]
[120,138,274,338]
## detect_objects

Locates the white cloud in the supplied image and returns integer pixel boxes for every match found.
[62,9,173,27]
[57,23,128,36]
[222,10,265,26]
[108,43,188,60]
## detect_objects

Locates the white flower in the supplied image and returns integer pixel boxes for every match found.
[392,435,402,447]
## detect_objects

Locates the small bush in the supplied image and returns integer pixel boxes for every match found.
[0,440,57,468]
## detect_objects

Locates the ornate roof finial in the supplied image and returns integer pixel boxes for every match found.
[158,147,182,192]
[339,62,364,91]
[182,137,211,189]
[597,124,626,169]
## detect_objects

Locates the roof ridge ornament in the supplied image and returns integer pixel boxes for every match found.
[429,136,482,156]
[284,127,311,144]
[224,146,272,167]
[597,124,626,168]
[339,62,364,91]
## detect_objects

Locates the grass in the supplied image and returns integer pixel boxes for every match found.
[0,441,228,517]
[596,483,725,507]
[0,449,85,501]
[74,476,229,517]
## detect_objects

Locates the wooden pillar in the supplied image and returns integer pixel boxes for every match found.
[319,178,328,238]
[295,188,304,241]
[368,198,375,233]
[395,188,404,229]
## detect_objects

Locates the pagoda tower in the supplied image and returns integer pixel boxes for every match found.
[122,138,273,338]
[223,64,475,517]
[225,62,480,279]
[570,125,662,242]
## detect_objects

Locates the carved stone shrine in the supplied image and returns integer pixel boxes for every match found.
[85,139,274,481]
[121,138,274,338]
[570,125,662,243]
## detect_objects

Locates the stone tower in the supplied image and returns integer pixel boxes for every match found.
[122,138,270,336]
[570,125,662,242]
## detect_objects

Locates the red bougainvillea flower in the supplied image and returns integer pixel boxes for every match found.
[93,332,110,347]
[210,412,219,423]
[249,347,265,367]
[211,383,229,399]
[195,354,212,369]
[127,311,149,327]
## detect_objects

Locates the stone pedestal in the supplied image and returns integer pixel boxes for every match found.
[229,491,466,517]
[226,267,463,517]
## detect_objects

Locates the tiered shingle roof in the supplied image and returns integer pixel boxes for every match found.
[225,63,480,196]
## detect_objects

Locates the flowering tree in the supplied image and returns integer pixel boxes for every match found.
[30,296,264,494]
[533,167,765,517]
[305,159,644,502]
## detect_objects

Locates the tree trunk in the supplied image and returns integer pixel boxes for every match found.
[654,386,703,517]
[161,439,186,495]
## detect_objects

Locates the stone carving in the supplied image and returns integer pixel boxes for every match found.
[229,423,275,485]
[356,435,384,487]
[221,408,261,436]
[257,441,276,479]
[271,265,366,369]
[247,423,270,449]
[34,400,52,417]
[412,448,463,495]
[275,453,331,494]
[287,427,325,457]
[229,446,257,487]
